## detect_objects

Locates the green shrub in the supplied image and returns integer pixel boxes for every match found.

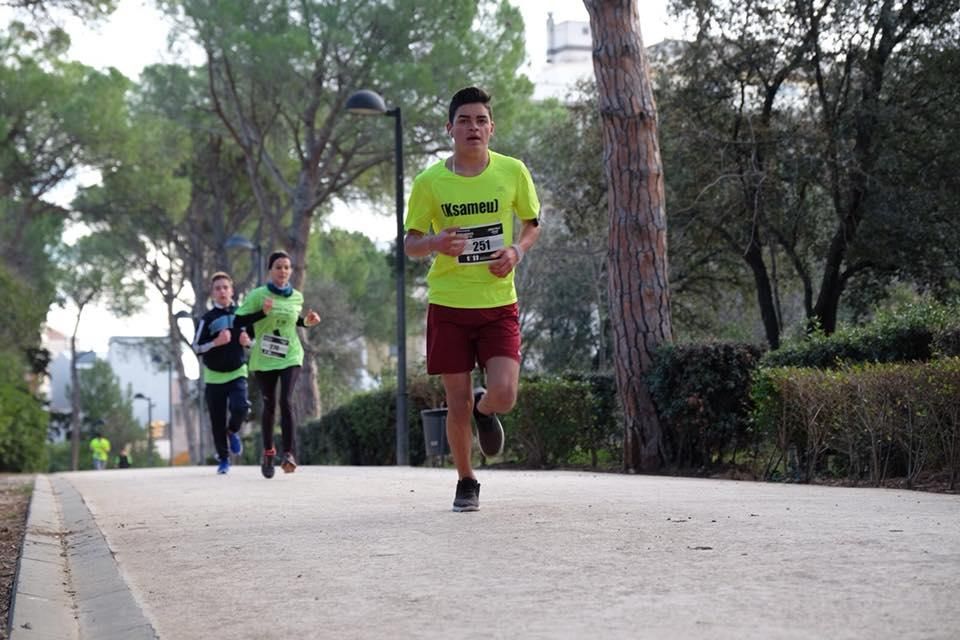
[552,371,620,467]
[916,358,960,489]
[0,350,48,472]
[750,366,854,481]
[505,377,594,468]
[300,375,447,466]
[647,342,763,469]
[933,326,960,358]
[46,441,80,472]
[763,301,957,369]
[301,389,405,465]
[302,373,620,469]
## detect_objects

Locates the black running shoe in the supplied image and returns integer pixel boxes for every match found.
[473,387,504,458]
[261,448,276,479]
[452,477,480,512]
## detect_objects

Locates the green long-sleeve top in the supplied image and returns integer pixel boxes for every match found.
[235,285,306,372]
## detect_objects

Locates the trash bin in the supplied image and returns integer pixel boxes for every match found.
[420,408,449,463]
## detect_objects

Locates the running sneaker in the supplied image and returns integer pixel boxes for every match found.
[228,431,243,456]
[473,387,504,458]
[261,448,276,479]
[216,458,230,474]
[281,451,297,474]
[452,477,481,512]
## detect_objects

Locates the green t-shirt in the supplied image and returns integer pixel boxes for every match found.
[204,366,246,385]
[235,286,305,371]
[405,150,540,309]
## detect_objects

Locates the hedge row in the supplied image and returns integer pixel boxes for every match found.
[299,375,448,466]
[763,302,960,369]
[751,358,960,488]
[300,373,620,469]
[297,302,960,485]
[503,374,620,468]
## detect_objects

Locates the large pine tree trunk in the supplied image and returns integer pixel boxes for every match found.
[585,0,673,472]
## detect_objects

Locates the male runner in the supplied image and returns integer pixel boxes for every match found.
[192,272,268,474]
[404,86,541,511]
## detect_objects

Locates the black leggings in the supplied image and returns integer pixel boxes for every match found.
[255,367,301,454]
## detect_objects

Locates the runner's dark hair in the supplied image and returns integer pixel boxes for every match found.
[267,251,291,270]
[448,87,492,124]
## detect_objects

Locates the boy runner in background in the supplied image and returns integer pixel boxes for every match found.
[192,271,269,474]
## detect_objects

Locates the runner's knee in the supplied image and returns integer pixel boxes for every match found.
[483,384,517,414]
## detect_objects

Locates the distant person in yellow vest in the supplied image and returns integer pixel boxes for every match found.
[90,431,111,470]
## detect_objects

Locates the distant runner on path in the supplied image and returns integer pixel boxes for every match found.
[90,431,111,470]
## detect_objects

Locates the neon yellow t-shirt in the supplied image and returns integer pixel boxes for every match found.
[90,436,111,462]
[235,286,305,372]
[405,151,540,309]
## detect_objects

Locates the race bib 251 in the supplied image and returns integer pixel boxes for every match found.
[456,222,505,264]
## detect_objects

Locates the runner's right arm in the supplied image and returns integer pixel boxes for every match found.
[404,228,466,258]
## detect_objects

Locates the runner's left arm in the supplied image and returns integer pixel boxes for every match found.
[297,309,321,327]
[488,219,541,278]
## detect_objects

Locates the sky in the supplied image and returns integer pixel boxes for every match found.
[30,0,682,353]
[56,1,680,80]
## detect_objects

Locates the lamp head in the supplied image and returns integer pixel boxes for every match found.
[346,89,388,115]
[224,234,256,251]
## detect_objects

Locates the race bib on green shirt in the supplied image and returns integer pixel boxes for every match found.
[260,333,290,358]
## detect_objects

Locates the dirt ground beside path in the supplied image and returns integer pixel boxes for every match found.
[0,475,32,640]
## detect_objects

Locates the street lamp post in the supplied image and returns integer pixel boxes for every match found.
[224,234,263,285]
[168,358,174,464]
[345,89,408,466]
[133,392,155,466]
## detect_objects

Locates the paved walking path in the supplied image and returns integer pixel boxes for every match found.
[10,466,960,639]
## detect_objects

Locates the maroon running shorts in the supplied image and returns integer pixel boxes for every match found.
[426,302,521,374]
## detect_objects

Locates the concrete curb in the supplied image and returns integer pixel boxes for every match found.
[9,475,76,640]
[10,475,157,640]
